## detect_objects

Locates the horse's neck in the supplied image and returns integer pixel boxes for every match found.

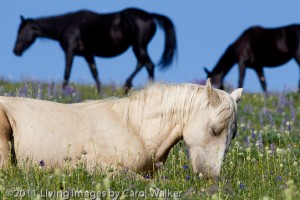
[110,97,184,162]
[35,18,64,40]
[212,45,237,77]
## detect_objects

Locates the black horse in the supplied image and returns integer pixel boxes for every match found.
[13,8,177,93]
[204,25,300,92]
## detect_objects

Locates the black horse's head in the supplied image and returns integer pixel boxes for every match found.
[204,67,224,90]
[13,16,39,56]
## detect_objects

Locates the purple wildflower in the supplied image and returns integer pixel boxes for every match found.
[186,175,191,180]
[244,136,250,147]
[275,176,282,182]
[287,121,291,131]
[257,131,263,148]
[19,84,28,97]
[185,149,190,159]
[239,183,246,190]
[289,98,296,124]
[47,82,56,97]
[251,130,256,139]
[183,165,189,170]
[36,82,44,99]
[270,143,275,154]
[259,113,264,127]
[243,104,253,113]
[143,174,151,179]
[64,86,77,96]
[192,79,206,85]
[267,111,274,127]
[39,160,45,167]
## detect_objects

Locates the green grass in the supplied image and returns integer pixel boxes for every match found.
[0,80,299,199]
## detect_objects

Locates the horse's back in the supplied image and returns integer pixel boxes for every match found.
[76,8,156,56]
[230,25,298,66]
[234,25,300,48]
[121,7,157,36]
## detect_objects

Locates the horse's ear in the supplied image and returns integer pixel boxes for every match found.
[20,15,25,22]
[230,88,243,103]
[205,78,220,107]
[204,67,211,77]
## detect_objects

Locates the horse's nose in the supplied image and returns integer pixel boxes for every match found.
[13,48,22,56]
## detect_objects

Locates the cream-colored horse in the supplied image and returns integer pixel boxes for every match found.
[0,79,242,178]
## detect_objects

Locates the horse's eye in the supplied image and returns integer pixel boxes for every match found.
[211,129,217,136]
[209,124,224,136]
[209,126,218,136]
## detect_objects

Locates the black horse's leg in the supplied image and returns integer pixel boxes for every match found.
[299,66,300,92]
[254,67,267,93]
[294,58,300,92]
[124,46,154,92]
[124,62,143,92]
[238,62,246,88]
[145,60,155,83]
[63,50,74,89]
[141,49,155,82]
[84,55,101,93]
[131,46,154,83]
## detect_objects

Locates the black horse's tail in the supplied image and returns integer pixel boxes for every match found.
[151,13,177,69]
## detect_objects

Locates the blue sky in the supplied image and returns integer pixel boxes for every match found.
[1,0,300,92]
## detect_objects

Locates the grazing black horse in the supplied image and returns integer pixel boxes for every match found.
[13,8,177,93]
[204,25,300,92]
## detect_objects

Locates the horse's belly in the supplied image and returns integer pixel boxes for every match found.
[93,44,130,57]
[263,53,292,67]
[79,34,131,57]
[248,53,292,67]
[12,108,147,169]
[13,121,87,167]
[1,97,151,170]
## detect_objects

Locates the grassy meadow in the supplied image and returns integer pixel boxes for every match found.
[0,79,299,199]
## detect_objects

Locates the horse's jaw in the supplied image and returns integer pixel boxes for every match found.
[189,144,226,178]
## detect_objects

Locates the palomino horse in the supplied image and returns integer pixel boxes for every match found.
[13,8,177,93]
[0,79,242,178]
[204,25,300,92]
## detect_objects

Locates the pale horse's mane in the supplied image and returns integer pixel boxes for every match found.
[80,83,237,132]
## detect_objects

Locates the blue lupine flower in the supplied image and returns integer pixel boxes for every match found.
[270,143,275,154]
[244,136,250,146]
[192,79,206,85]
[39,160,45,167]
[251,130,256,139]
[143,174,151,179]
[64,86,77,96]
[19,84,28,97]
[183,165,189,170]
[257,131,263,148]
[239,183,246,190]
[185,149,190,159]
[275,176,282,182]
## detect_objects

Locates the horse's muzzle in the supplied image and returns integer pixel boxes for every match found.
[13,49,22,56]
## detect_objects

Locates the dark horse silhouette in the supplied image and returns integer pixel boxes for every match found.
[13,8,177,93]
[204,25,300,92]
